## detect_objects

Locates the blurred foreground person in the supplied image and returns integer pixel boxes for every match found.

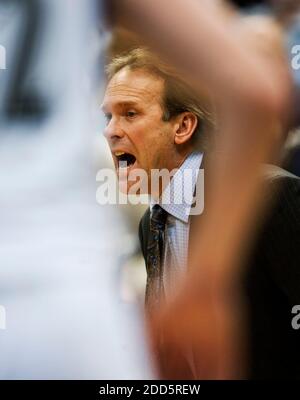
[0,0,150,379]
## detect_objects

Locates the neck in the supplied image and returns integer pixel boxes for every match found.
[149,148,195,199]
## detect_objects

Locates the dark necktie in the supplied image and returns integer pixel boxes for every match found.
[145,204,168,311]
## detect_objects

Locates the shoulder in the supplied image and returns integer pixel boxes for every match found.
[262,164,300,210]
[252,165,300,302]
[262,164,298,178]
[262,164,299,186]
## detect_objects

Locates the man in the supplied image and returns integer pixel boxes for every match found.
[103,48,300,379]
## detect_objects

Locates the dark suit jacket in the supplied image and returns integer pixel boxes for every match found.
[139,165,300,379]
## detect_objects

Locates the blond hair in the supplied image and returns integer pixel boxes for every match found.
[106,47,214,151]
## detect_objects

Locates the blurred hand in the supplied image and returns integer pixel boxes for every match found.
[147,277,245,380]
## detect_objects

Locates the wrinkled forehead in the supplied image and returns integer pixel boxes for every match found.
[103,67,165,108]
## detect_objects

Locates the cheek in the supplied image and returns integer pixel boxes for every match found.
[128,121,157,154]
[129,118,173,165]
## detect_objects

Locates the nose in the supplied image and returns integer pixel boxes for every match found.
[104,117,125,142]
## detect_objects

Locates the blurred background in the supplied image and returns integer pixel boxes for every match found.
[0,0,150,379]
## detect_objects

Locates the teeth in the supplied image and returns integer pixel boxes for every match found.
[115,151,126,157]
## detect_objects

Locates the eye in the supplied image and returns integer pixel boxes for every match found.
[126,110,137,119]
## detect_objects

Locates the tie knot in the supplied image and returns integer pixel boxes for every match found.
[151,204,168,230]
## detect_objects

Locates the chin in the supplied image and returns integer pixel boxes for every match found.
[118,176,150,197]
[117,178,134,195]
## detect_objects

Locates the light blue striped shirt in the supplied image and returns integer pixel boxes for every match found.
[150,151,203,296]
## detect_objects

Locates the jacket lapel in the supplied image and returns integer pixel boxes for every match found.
[140,208,150,262]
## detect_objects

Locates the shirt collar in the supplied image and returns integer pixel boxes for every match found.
[150,151,203,223]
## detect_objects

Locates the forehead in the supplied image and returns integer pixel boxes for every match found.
[103,67,164,109]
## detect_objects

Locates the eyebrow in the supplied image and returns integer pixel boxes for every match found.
[100,101,140,113]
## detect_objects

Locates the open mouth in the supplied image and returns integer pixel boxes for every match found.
[114,151,136,168]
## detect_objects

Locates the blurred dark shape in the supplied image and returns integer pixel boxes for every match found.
[283,143,300,176]
[4,0,49,121]
[6,90,48,121]
[230,0,268,7]
[290,85,300,131]
[230,0,300,21]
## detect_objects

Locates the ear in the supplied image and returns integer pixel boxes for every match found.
[174,112,198,145]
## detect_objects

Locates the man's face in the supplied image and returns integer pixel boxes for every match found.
[102,67,179,194]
